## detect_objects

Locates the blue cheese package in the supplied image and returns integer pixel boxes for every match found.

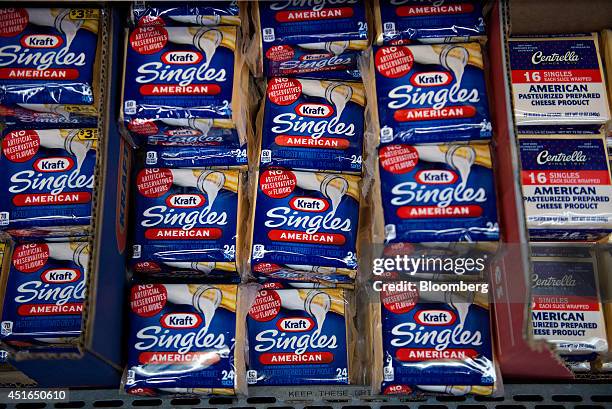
[124,284,245,396]
[250,170,360,279]
[377,143,499,243]
[0,104,97,130]
[260,78,365,174]
[518,135,612,241]
[0,128,96,239]
[530,249,608,357]
[371,43,491,144]
[130,1,240,27]
[131,168,242,281]
[0,8,101,105]
[0,241,88,351]
[373,0,486,45]
[247,288,354,386]
[374,289,496,396]
[122,25,243,123]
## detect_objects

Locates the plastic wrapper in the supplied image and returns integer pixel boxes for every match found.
[509,33,610,125]
[0,8,102,105]
[0,128,97,239]
[372,0,486,45]
[363,42,492,144]
[246,288,359,385]
[0,104,98,130]
[0,241,88,351]
[130,1,240,27]
[256,78,366,174]
[123,283,257,396]
[131,168,245,282]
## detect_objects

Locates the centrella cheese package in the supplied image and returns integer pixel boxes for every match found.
[0,241,88,351]
[518,134,612,241]
[530,246,608,357]
[131,168,242,282]
[0,104,98,130]
[130,1,240,27]
[0,128,97,238]
[371,288,496,396]
[373,0,486,45]
[124,284,248,396]
[246,288,356,385]
[250,0,369,78]
[259,78,365,174]
[0,8,101,105]
[369,43,491,144]
[250,170,360,283]
[376,143,499,243]
[122,25,245,123]
[509,34,610,125]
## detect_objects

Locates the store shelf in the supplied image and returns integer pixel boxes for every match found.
[1,384,610,409]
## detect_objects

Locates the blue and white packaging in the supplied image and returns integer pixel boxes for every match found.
[531,248,608,356]
[131,168,242,279]
[0,241,88,350]
[251,170,360,275]
[251,262,355,287]
[0,8,101,105]
[509,34,610,125]
[371,43,491,144]
[247,288,354,385]
[373,0,486,45]
[0,104,98,130]
[260,78,365,174]
[0,128,96,238]
[377,143,499,243]
[374,288,495,396]
[518,135,612,241]
[130,1,240,27]
[125,284,244,396]
[122,25,241,122]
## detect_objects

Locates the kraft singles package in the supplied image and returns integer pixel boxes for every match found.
[259,78,365,174]
[0,128,97,238]
[130,1,240,27]
[251,262,356,287]
[131,168,242,281]
[0,241,88,351]
[0,104,97,130]
[263,41,367,81]
[518,135,612,241]
[509,34,610,125]
[246,288,356,386]
[530,248,608,357]
[376,143,499,243]
[124,284,247,396]
[250,170,360,281]
[370,43,491,144]
[122,25,242,123]
[0,8,101,105]
[373,0,486,45]
[371,288,496,396]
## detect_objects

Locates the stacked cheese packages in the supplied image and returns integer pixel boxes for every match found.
[119,2,254,397]
[508,29,612,372]
[362,0,500,397]
[0,8,103,356]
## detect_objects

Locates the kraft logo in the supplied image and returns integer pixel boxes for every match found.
[410,71,452,87]
[160,313,203,329]
[20,34,64,49]
[415,170,458,185]
[40,268,81,284]
[295,103,334,118]
[299,53,334,61]
[165,194,206,208]
[161,51,204,65]
[33,157,74,172]
[276,317,315,332]
[165,129,203,137]
[414,310,457,326]
[289,196,330,212]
